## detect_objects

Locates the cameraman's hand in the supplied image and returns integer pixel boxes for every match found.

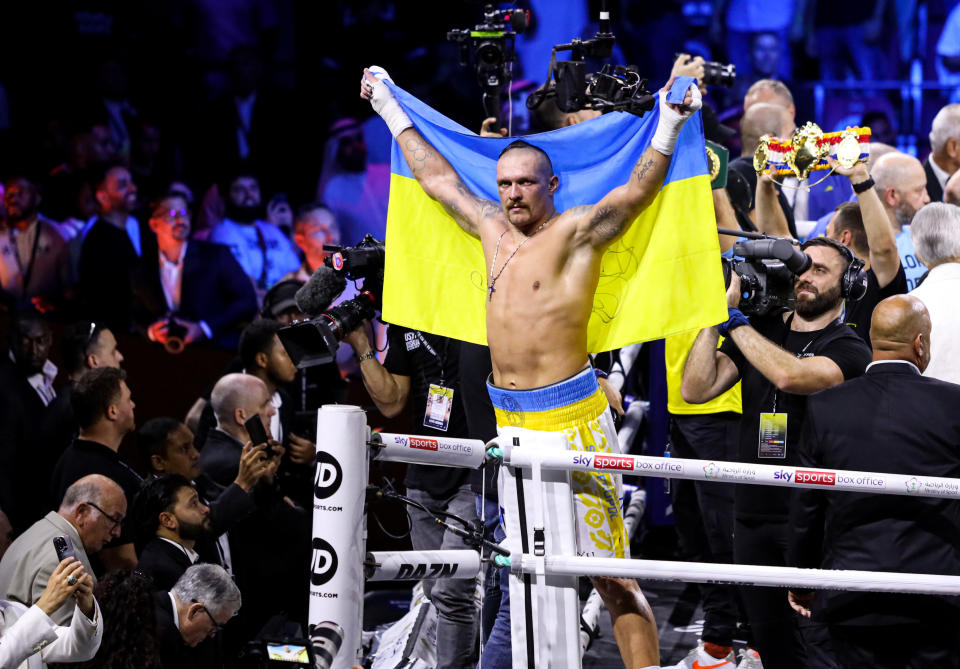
[236,442,272,492]
[671,53,705,82]
[480,117,508,138]
[288,433,317,465]
[726,270,742,308]
[36,558,84,616]
[344,322,372,355]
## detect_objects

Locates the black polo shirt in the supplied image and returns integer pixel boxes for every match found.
[383,325,470,498]
[719,312,871,521]
[843,264,908,345]
[50,438,144,546]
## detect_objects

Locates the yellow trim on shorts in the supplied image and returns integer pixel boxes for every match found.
[493,386,609,431]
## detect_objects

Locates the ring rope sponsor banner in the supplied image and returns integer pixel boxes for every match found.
[504,450,960,500]
[371,432,487,468]
[365,550,481,581]
[516,555,960,596]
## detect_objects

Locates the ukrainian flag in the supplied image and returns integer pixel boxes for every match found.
[381,83,727,352]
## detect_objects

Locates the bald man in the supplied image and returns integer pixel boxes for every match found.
[789,295,960,667]
[198,373,278,488]
[197,373,309,642]
[871,152,933,290]
[0,474,125,624]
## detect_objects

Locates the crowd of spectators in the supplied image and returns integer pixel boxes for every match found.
[1,2,960,669]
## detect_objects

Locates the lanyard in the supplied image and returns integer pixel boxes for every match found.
[771,313,841,412]
[415,331,447,386]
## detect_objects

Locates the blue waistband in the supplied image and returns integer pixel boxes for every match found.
[486,367,599,412]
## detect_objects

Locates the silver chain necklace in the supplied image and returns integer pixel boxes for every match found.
[487,218,550,301]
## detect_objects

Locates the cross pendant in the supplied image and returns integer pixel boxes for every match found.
[487,285,495,301]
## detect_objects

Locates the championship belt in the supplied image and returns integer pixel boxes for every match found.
[753,123,872,185]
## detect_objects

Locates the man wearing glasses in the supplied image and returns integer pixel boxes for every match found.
[0,474,126,625]
[133,192,258,351]
[50,367,142,571]
[154,563,241,668]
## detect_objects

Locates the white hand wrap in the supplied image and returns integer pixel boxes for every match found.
[650,84,702,156]
[367,65,413,139]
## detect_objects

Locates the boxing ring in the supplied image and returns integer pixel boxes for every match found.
[309,405,960,668]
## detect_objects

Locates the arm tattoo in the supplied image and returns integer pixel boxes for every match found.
[455,179,501,220]
[404,137,433,174]
[632,157,655,184]
[590,205,621,243]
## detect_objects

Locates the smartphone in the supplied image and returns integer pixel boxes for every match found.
[244,414,270,447]
[52,535,76,563]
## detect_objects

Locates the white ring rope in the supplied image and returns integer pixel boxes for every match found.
[514,554,960,595]
[504,449,960,500]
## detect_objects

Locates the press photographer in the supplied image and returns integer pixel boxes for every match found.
[342,321,479,669]
[681,236,872,668]
[278,235,384,369]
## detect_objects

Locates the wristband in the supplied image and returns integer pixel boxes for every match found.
[852,177,875,194]
[717,307,750,338]
[356,350,376,363]
[593,368,609,380]
[367,66,413,139]
[651,83,701,156]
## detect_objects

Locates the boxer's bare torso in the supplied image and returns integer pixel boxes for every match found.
[394,131,670,389]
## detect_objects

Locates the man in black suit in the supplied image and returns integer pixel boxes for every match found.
[134,475,213,591]
[789,294,960,667]
[78,164,145,333]
[134,192,258,351]
[200,373,309,639]
[924,103,960,203]
[153,563,241,669]
[0,311,58,532]
[139,417,273,571]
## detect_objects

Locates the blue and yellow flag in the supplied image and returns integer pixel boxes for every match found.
[381,83,727,352]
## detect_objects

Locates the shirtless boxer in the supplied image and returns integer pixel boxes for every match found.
[362,66,701,668]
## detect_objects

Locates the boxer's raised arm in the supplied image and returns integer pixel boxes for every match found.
[573,76,701,249]
[361,67,501,238]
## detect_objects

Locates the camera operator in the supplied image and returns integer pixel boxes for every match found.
[681,237,872,668]
[823,159,907,343]
[344,323,478,669]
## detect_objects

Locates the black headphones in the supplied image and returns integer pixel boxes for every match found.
[802,238,868,302]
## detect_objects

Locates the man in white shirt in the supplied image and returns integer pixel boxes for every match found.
[209,171,300,301]
[872,152,933,291]
[134,193,258,351]
[909,202,960,384]
[0,557,101,669]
